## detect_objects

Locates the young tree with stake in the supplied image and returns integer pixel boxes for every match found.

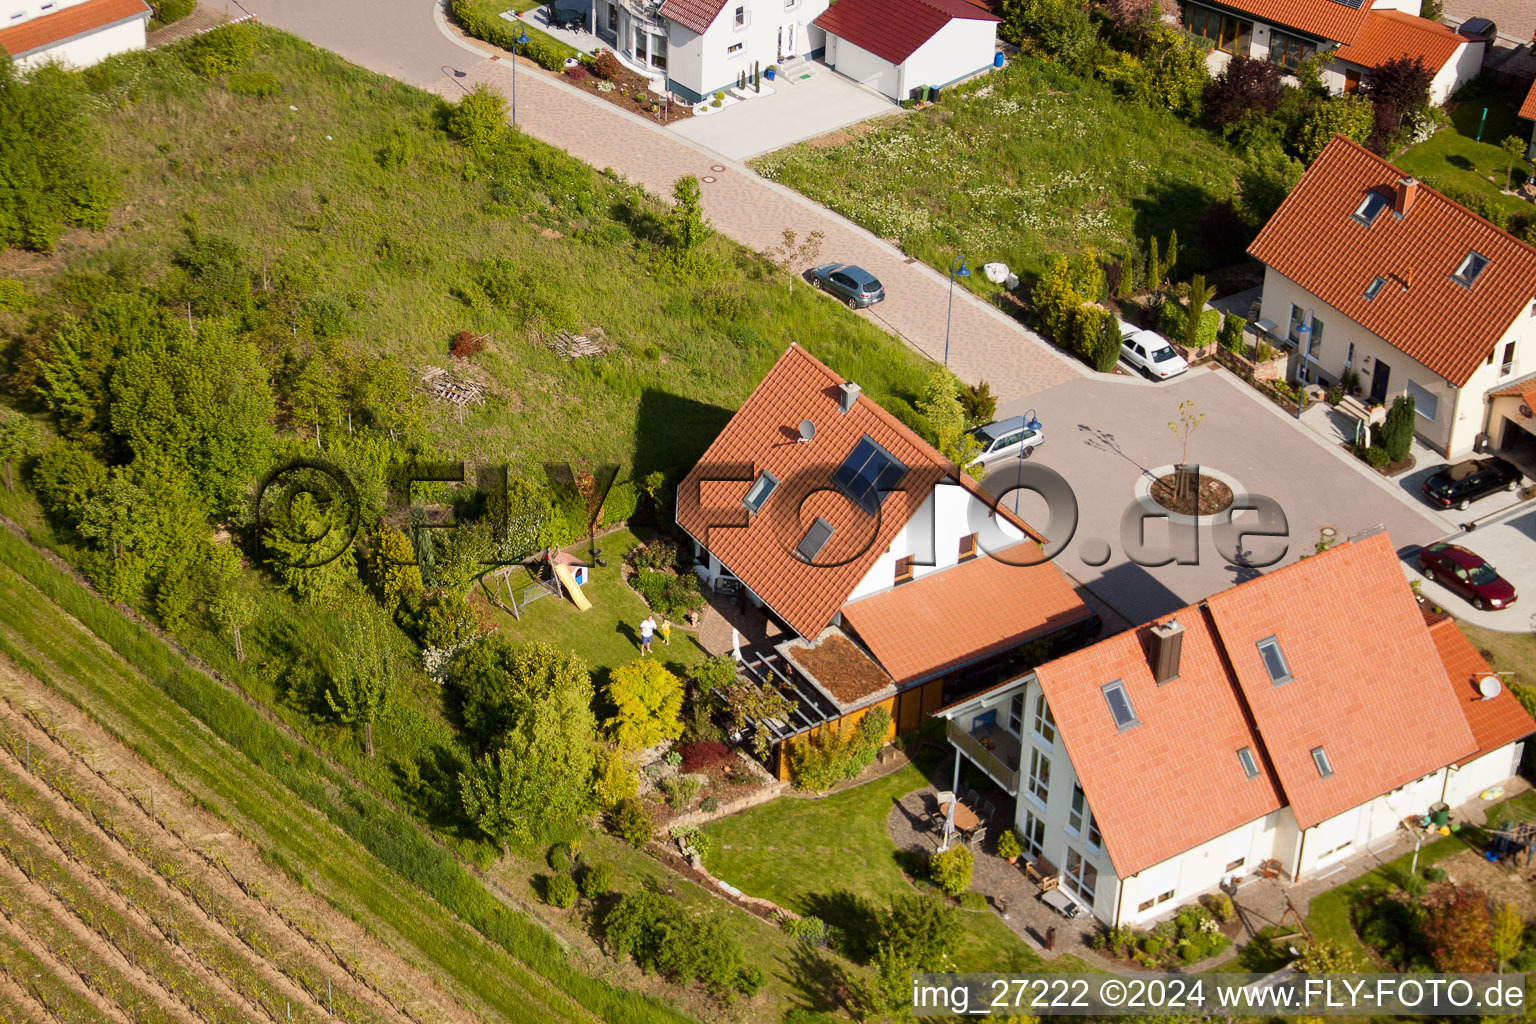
[326,613,394,757]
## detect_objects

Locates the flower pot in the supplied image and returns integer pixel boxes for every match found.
[764,68,776,80]
[1005,856,1018,865]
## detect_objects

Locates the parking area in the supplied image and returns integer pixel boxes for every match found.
[991,368,1449,626]
[668,58,898,160]
[1411,503,1536,629]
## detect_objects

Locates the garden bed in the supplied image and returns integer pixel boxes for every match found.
[1343,443,1415,477]
[621,538,706,626]
[562,57,692,121]
[1149,472,1234,516]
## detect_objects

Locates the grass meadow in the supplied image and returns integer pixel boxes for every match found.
[751,55,1244,290]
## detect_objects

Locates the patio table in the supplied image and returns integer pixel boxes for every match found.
[939,800,980,833]
[1041,887,1084,919]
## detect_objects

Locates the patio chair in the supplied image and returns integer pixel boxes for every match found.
[981,799,997,822]
[935,790,955,810]
[967,826,988,850]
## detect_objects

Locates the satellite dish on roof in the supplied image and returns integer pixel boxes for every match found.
[1479,676,1503,700]
[798,419,816,442]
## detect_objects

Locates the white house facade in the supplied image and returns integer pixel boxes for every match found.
[939,535,1533,927]
[1249,137,1536,458]
[0,0,150,72]
[814,0,1000,102]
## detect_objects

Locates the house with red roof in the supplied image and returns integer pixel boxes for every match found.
[1180,0,1482,103]
[675,344,1100,777]
[0,0,150,72]
[938,531,1533,926]
[1247,136,1536,458]
[812,0,1001,102]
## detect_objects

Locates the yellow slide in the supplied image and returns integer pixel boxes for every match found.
[552,564,593,611]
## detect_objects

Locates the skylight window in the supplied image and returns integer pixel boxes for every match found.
[795,518,835,563]
[1238,746,1260,779]
[831,436,908,516]
[1353,191,1389,226]
[1256,636,1292,686]
[1101,680,1138,731]
[1364,275,1386,301]
[1311,746,1334,778]
[742,471,778,513]
[1453,251,1489,288]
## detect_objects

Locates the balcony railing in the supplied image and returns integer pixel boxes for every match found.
[947,718,1019,796]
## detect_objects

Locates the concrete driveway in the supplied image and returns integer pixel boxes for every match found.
[990,369,1448,625]
[1410,503,1536,630]
[669,60,897,161]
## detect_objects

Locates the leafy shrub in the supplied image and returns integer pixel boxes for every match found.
[154,0,195,21]
[610,797,652,847]
[1255,339,1275,362]
[183,23,259,79]
[679,740,731,773]
[632,568,703,621]
[996,829,1023,860]
[592,746,638,808]
[663,750,682,767]
[1204,56,1282,128]
[1157,299,1219,351]
[548,843,573,873]
[787,707,888,792]
[0,280,33,312]
[958,891,988,911]
[670,823,711,860]
[1204,891,1235,922]
[593,50,623,80]
[783,914,829,946]
[566,64,591,82]
[579,861,614,898]
[1380,394,1415,462]
[632,540,678,571]
[520,35,567,71]
[960,381,997,425]
[451,0,578,66]
[544,873,578,908]
[1424,867,1448,883]
[448,83,509,152]
[603,891,755,996]
[226,72,279,98]
[1298,96,1373,162]
[660,773,702,808]
[929,845,974,897]
[598,480,639,525]
[1426,885,1494,972]
[396,589,477,649]
[700,796,720,813]
[1218,314,1245,353]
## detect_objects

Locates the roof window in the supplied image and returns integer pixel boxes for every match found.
[1238,746,1260,779]
[831,436,908,516]
[742,471,778,513]
[1453,251,1489,288]
[1101,679,1138,731]
[795,517,835,563]
[1256,636,1292,686]
[1311,746,1334,778]
[1353,190,1389,226]
[1364,275,1386,301]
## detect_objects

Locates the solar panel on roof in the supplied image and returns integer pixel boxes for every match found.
[832,436,908,516]
[1328,0,1365,9]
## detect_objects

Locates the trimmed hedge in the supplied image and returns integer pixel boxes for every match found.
[1157,298,1220,351]
[451,0,578,70]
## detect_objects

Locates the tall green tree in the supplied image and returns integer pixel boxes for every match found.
[0,411,38,491]
[325,613,395,757]
[1501,135,1527,190]
[211,586,257,663]
[606,658,684,749]
[661,175,711,272]
[1380,394,1415,462]
[461,747,524,855]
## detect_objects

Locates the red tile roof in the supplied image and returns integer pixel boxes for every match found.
[1248,137,1536,387]
[675,345,1041,641]
[1333,10,1465,71]
[1204,532,1477,830]
[1523,79,1536,122]
[1198,0,1370,43]
[1488,371,1536,415]
[1035,608,1285,878]
[840,545,1093,687]
[655,0,728,35]
[1426,617,1536,765]
[0,0,149,59]
[812,0,998,66]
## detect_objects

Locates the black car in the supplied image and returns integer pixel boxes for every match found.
[810,264,886,309]
[1421,456,1523,510]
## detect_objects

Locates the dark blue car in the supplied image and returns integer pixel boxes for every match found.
[810,263,886,309]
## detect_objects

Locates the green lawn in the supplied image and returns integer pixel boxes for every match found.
[1394,97,1531,225]
[480,528,711,689]
[702,755,1050,975]
[751,55,1244,286]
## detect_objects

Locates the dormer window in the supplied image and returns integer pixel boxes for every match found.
[742,471,778,513]
[1353,190,1389,226]
[1256,636,1292,686]
[1454,251,1489,288]
[1311,746,1334,778]
[1237,746,1260,779]
[1101,679,1138,731]
[1364,276,1386,302]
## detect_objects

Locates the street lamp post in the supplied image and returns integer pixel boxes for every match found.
[944,258,970,368]
[512,30,530,125]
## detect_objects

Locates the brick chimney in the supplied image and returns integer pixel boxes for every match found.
[1149,618,1184,684]
[1394,176,1418,217]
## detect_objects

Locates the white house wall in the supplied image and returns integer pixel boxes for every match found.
[824,34,900,98]
[671,0,829,101]
[897,17,997,95]
[1115,810,1293,926]
[845,481,1025,602]
[1431,41,1483,105]
[14,14,146,71]
[1443,743,1525,807]
[1257,265,1536,455]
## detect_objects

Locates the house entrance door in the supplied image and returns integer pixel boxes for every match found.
[778,23,796,61]
[1343,69,1361,94]
[1370,359,1391,404]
